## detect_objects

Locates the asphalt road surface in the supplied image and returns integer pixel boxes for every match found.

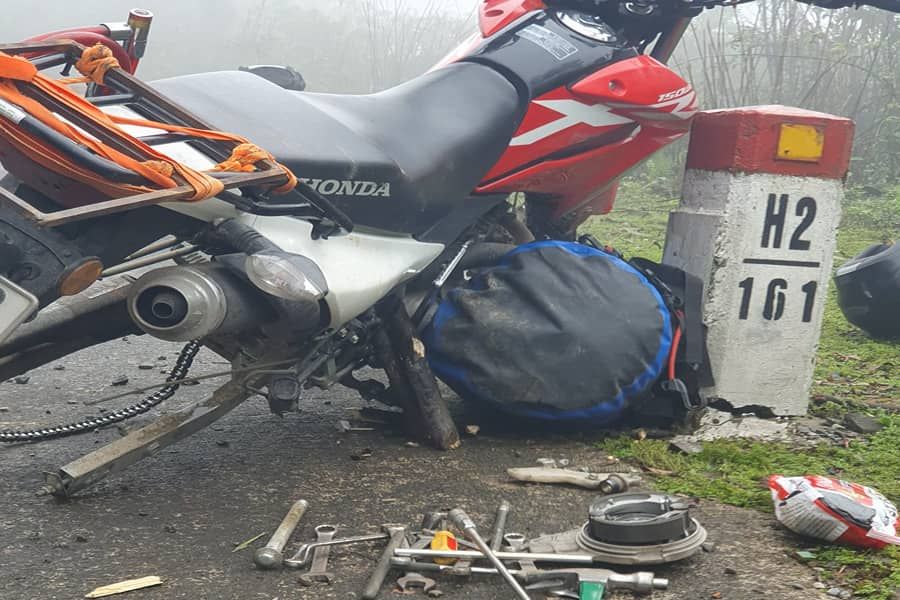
[0,338,827,599]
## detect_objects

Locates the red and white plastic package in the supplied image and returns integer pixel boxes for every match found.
[768,475,900,549]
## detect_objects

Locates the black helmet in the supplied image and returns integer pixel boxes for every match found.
[834,242,900,340]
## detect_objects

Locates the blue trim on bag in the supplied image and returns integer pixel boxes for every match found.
[423,241,673,422]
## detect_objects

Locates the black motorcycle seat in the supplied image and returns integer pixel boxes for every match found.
[151,64,523,234]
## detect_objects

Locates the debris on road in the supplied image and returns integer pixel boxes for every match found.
[232,531,267,553]
[669,437,703,455]
[84,576,163,598]
[507,467,639,492]
[770,475,900,548]
[675,408,790,442]
[351,447,374,461]
[336,419,375,433]
[842,412,884,434]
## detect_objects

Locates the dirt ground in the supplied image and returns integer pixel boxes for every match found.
[0,339,829,600]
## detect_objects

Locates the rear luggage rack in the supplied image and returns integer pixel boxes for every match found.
[0,40,351,233]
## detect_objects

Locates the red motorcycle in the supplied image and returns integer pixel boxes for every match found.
[0,0,894,495]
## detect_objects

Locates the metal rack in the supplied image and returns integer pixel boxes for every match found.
[0,40,291,228]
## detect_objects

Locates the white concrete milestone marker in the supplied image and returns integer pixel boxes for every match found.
[663,106,854,415]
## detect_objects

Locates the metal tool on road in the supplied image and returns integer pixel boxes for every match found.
[490,500,511,551]
[398,525,442,596]
[420,512,447,531]
[504,532,537,576]
[391,557,499,577]
[446,500,510,577]
[506,468,639,491]
[284,531,390,568]
[253,499,309,570]
[394,547,602,565]
[362,524,407,599]
[390,557,667,595]
[396,572,437,594]
[299,524,337,585]
[449,508,530,600]
[527,493,707,566]
[520,568,668,595]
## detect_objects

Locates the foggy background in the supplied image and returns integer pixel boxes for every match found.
[1,1,897,185]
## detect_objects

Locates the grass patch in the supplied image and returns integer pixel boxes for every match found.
[582,180,900,599]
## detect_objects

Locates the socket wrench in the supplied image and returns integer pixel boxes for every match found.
[450,508,530,600]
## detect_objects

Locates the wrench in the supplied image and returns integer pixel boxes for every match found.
[396,529,440,595]
[449,508,530,600]
[298,525,337,585]
[504,533,536,573]
[397,572,437,593]
[284,531,390,568]
[447,501,510,577]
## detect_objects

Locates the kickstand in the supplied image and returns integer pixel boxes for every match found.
[377,299,460,450]
[41,376,253,497]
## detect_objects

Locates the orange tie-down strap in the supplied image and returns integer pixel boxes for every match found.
[0,44,297,201]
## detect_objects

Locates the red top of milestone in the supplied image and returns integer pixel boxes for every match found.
[686,105,855,180]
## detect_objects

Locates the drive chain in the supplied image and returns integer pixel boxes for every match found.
[0,340,201,443]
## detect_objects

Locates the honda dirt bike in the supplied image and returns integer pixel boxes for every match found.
[0,0,895,495]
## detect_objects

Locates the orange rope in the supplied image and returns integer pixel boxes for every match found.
[58,44,119,85]
[214,143,297,193]
[0,44,297,202]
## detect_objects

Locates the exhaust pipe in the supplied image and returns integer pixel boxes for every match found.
[127,265,267,341]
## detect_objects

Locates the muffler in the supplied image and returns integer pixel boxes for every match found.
[127,264,268,341]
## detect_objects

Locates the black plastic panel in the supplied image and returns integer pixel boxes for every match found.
[463,10,638,98]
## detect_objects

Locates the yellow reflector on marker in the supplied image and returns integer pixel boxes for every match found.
[776,123,824,162]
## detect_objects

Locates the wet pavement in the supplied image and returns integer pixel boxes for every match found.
[0,338,827,599]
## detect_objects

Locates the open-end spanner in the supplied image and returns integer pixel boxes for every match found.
[298,524,337,585]
[397,572,437,594]
[504,533,536,572]
[396,529,440,595]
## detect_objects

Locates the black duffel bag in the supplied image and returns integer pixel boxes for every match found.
[422,241,679,422]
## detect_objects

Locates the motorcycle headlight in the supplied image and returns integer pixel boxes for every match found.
[245,252,327,302]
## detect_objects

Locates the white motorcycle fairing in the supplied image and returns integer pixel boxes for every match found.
[162,196,443,328]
